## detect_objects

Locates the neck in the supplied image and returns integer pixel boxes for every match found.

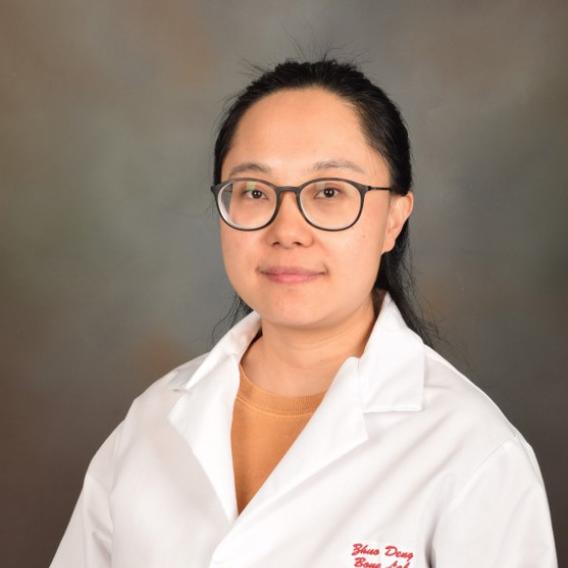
[241,293,382,397]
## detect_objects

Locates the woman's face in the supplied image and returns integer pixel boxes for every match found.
[219,87,413,330]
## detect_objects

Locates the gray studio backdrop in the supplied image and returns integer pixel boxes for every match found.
[1,1,566,566]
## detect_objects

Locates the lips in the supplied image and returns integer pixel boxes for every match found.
[259,265,325,284]
[260,265,324,276]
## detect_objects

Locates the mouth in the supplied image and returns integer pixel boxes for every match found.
[259,265,325,284]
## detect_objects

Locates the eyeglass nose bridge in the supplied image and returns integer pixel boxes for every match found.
[269,185,307,225]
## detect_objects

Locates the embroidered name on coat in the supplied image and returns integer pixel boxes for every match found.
[351,542,414,568]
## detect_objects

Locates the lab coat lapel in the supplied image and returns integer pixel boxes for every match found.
[167,312,263,524]
[358,291,425,413]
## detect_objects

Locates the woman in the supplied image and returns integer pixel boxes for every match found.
[50,58,558,567]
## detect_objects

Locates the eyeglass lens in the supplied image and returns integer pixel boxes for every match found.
[218,179,361,230]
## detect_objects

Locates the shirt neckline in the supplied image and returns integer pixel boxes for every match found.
[237,362,327,416]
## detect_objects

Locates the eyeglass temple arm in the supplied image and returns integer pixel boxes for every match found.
[367,185,394,192]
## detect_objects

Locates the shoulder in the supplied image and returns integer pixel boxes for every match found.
[420,344,544,484]
[423,344,516,435]
[108,351,210,444]
[80,351,211,485]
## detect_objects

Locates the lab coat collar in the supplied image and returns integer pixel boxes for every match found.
[167,291,424,525]
[167,291,425,414]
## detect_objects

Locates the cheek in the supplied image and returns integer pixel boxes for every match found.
[219,227,239,279]
[349,208,389,272]
[331,230,382,288]
[219,227,256,285]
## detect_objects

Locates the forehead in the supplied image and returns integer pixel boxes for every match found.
[223,87,387,180]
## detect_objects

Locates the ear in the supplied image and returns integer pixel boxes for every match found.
[381,191,414,254]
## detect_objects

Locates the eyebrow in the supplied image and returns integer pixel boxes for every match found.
[226,159,366,178]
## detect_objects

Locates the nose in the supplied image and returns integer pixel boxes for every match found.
[264,190,313,247]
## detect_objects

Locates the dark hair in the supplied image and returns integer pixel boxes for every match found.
[210,55,441,349]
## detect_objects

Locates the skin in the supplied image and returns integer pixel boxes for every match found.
[219,87,413,396]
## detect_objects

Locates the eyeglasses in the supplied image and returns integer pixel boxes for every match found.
[210,177,394,231]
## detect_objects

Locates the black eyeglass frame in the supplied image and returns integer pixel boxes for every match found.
[210,177,395,232]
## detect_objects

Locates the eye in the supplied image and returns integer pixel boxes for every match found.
[314,186,342,199]
[243,188,268,199]
[232,180,272,200]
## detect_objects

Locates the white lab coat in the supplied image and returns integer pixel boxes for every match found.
[50,292,558,567]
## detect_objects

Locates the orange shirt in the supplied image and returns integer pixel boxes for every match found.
[231,362,327,514]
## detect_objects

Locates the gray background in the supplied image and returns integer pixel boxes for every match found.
[1,1,566,566]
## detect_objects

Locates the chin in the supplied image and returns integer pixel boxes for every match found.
[238,281,336,328]
[254,300,330,329]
